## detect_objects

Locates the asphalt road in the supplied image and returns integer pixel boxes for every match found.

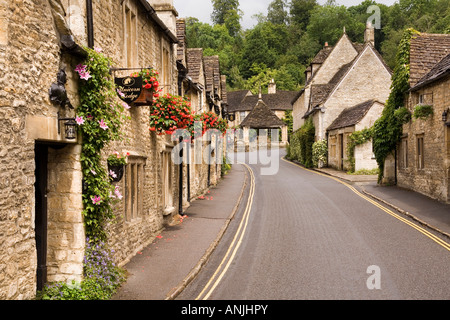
[178,151,450,300]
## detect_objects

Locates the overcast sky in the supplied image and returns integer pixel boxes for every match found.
[173,0,398,30]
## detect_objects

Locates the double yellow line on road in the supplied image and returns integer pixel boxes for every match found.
[195,163,256,300]
[282,157,450,252]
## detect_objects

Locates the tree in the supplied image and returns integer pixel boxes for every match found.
[267,0,289,25]
[289,0,318,30]
[211,0,242,37]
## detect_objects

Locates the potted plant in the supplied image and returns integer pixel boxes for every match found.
[107,151,129,182]
[131,68,161,106]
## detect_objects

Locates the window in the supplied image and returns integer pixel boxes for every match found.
[162,151,174,213]
[162,46,170,93]
[123,1,137,68]
[240,112,246,122]
[124,157,145,221]
[419,92,433,105]
[417,135,424,169]
[401,138,408,168]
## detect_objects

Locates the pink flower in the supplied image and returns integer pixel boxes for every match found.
[109,170,117,179]
[114,186,123,200]
[99,119,108,130]
[117,89,125,98]
[91,195,102,205]
[79,72,92,80]
[75,116,84,125]
[75,64,87,73]
[122,102,131,110]
[94,47,103,53]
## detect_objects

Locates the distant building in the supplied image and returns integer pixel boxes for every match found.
[228,80,297,148]
[292,24,392,172]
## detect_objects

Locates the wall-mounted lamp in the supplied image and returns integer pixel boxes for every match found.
[57,112,77,140]
[442,108,449,123]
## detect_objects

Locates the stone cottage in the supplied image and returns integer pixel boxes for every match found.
[292,23,392,171]
[0,0,226,300]
[327,100,384,171]
[397,33,450,203]
[227,80,297,147]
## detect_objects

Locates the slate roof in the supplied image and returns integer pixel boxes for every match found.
[240,98,285,129]
[186,48,204,84]
[227,90,297,112]
[409,33,450,87]
[411,52,450,91]
[327,100,378,131]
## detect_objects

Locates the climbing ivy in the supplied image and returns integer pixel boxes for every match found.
[372,28,420,183]
[75,47,129,240]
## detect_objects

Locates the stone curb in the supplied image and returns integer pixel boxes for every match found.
[360,189,450,241]
[164,166,249,300]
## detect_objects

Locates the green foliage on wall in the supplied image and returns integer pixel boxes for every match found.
[287,118,315,168]
[346,127,374,173]
[312,139,328,168]
[75,47,129,241]
[372,27,419,182]
[413,104,434,119]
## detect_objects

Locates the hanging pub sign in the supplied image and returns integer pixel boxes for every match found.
[114,76,143,104]
[228,113,236,122]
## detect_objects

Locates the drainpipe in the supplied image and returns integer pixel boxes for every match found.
[178,136,184,216]
[86,0,94,48]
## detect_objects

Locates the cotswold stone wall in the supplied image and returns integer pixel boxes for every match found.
[398,77,450,203]
[0,0,83,299]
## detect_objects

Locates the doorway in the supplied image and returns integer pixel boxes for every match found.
[34,143,48,292]
[339,134,344,171]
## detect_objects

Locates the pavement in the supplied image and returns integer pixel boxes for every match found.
[112,161,450,301]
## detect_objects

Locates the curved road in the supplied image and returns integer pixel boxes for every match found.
[178,151,450,300]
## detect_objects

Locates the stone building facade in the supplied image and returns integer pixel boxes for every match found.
[397,33,450,203]
[327,100,384,171]
[0,0,226,300]
[292,24,392,171]
[227,81,296,147]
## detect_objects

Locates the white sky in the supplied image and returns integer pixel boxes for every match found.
[173,0,398,30]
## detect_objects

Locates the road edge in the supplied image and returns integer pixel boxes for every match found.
[165,165,249,300]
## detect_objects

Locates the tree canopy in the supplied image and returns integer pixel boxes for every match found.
[184,0,450,93]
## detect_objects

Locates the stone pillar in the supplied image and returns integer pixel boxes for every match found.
[46,144,85,284]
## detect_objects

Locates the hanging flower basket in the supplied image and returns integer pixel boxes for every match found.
[107,164,124,183]
[130,68,161,107]
[107,152,129,182]
[149,94,194,136]
[133,88,154,106]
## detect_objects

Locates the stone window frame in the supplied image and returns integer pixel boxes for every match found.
[161,43,171,94]
[123,0,138,68]
[124,156,146,222]
[162,148,175,216]
[416,134,425,170]
[418,92,434,106]
[401,136,408,169]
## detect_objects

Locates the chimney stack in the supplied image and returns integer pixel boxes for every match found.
[364,22,375,46]
[268,79,276,94]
